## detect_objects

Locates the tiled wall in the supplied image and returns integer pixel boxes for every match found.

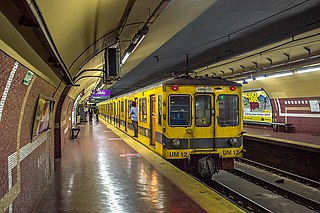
[246,97,320,135]
[271,97,320,135]
[60,97,74,152]
[0,50,73,212]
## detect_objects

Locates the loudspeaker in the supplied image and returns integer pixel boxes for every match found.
[105,48,119,78]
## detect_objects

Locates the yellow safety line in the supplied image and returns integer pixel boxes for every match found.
[244,133,320,149]
[100,119,244,213]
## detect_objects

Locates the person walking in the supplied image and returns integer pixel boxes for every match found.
[129,101,138,137]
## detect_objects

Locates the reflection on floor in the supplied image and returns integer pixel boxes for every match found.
[36,121,205,213]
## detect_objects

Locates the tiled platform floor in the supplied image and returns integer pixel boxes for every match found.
[35,121,206,213]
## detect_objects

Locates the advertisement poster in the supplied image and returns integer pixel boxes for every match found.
[32,97,54,139]
[243,89,272,123]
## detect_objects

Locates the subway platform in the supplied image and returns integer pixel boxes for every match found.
[244,126,320,148]
[35,119,242,212]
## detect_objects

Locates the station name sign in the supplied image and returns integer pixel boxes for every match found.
[92,90,110,97]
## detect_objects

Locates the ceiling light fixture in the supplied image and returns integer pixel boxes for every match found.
[121,52,131,65]
[120,27,148,66]
[120,0,172,66]
[267,71,293,79]
[296,65,320,74]
[255,75,267,81]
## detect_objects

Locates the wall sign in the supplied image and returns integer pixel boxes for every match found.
[23,70,34,86]
[309,100,320,112]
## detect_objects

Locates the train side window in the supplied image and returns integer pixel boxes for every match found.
[158,95,162,126]
[195,95,211,127]
[139,97,147,123]
[118,101,120,116]
[169,95,191,126]
[121,101,124,117]
[128,100,132,118]
[218,95,239,126]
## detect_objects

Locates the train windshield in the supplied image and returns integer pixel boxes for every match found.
[218,95,239,126]
[195,95,211,127]
[169,95,191,126]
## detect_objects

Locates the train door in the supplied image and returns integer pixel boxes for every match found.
[194,93,215,149]
[125,99,128,131]
[150,95,156,147]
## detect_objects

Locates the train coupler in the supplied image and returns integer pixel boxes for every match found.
[197,156,219,178]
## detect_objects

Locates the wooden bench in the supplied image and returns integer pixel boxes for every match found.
[271,123,294,133]
[71,126,81,139]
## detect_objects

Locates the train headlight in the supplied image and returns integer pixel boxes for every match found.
[229,86,237,91]
[229,138,238,146]
[172,139,181,148]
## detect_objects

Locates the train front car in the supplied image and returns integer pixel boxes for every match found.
[162,77,243,177]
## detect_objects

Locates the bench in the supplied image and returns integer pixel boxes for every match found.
[271,123,294,133]
[71,126,81,139]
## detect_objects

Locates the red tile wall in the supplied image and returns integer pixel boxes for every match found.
[0,50,73,212]
[61,97,74,152]
[272,97,320,135]
[247,97,320,135]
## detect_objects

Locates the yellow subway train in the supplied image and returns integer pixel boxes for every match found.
[98,77,243,177]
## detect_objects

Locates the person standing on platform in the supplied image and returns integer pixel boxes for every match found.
[129,101,138,137]
[94,106,99,121]
[88,106,93,121]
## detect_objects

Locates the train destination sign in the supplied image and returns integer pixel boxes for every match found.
[196,87,213,93]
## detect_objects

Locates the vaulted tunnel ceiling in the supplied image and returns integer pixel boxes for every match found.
[1,0,320,99]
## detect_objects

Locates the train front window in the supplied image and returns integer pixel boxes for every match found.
[169,95,191,126]
[218,95,239,126]
[195,95,211,127]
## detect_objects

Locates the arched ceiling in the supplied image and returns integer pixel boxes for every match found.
[1,0,320,100]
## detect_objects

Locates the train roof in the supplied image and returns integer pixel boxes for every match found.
[161,77,241,86]
[103,77,241,101]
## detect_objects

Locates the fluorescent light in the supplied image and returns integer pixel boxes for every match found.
[245,78,253,82]
[131,35,146,53]
[121,52,130,65]
[120,34,146,66]
[296,66,320,74]
[268,72,293,79]
[98,84,105,90]
[255,76,267,80]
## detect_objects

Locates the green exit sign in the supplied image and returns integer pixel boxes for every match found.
[23,70,34,86]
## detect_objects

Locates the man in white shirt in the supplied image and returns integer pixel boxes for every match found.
[129,101,138,137]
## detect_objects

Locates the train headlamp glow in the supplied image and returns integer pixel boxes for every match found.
[171,85,179,91]
[172,139,181,148]
[229,86,236,91]
[229,138,238,146]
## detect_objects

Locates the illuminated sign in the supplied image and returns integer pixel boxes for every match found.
[92,90,110,97]
[23,70,34,86]
[243,89,272,123]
